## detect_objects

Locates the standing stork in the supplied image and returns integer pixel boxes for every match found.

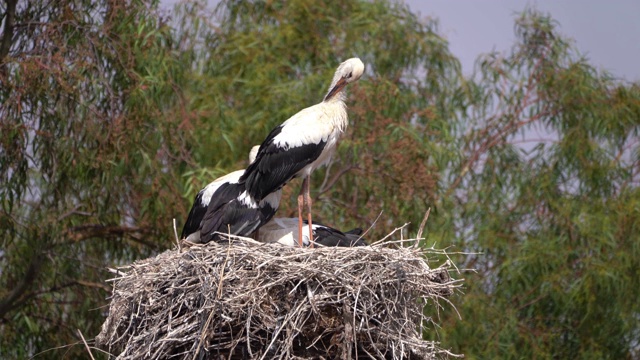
[240,58,365,246]
[181,146,281,243]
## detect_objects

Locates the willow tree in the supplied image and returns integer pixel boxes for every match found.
[425,11,640,360]
[0,0,192,357]
[443,12,640,359]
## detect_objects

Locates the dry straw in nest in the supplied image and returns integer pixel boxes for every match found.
[96,232,462,359]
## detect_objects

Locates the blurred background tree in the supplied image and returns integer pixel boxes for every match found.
[1,0,638,358]
[0,0,193,357]
[430,12,640,359]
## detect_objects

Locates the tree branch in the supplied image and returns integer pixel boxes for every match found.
[0,254,41,319]
[317,165,359,197]
[64,224,160,249]
[0,0,18,77]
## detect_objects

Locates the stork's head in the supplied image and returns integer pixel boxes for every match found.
[324,57,365,101]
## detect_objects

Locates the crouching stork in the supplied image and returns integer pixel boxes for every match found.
[240,58,365,246]
[258,217,366,247]
[181,146,281,243]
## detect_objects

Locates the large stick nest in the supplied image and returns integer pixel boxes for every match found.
[96,236,462,359]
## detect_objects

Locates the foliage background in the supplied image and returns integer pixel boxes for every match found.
[0,0,638,358]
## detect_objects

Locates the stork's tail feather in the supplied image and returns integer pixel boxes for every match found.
[313,226,367,247]
[344,228,363,236]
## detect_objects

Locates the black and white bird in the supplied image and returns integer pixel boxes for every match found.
[258,217,367,247]
[240,58,365,246]
[181,146,281,243]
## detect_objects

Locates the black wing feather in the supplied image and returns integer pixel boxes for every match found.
[181,191,207,239]
[199,182,247,243]
[314,226,367,247]
[198,182,278,243]
[344,228,363,236]
[241,125,327,200]
[344,228,367,246]
[206,202,262,242]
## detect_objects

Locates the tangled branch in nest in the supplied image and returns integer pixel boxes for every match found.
[96,236,463,359]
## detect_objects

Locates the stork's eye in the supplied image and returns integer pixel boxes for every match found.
[347,72,353,78]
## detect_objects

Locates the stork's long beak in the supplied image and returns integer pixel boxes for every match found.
[324,77,347,101]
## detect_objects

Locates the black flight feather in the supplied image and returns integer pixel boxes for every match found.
[303,222,367,247]
[181,191,206,239]
[199,182,251,243]
[241,125,327,200]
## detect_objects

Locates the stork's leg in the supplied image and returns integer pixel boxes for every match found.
[297,179,307,247]
[305,184,314,247]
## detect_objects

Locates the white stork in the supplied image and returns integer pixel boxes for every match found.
[240,58,365,246]
[181,146,281,243]
[258,217,366,247]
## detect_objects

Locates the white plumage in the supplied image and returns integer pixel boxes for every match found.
[241,58,365,246]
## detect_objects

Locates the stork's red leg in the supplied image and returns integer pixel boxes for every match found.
[297,178,308,247]
[305,184,314,247]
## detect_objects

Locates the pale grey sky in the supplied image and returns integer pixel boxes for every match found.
[405,0,640,81]
[161,0,640,82]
